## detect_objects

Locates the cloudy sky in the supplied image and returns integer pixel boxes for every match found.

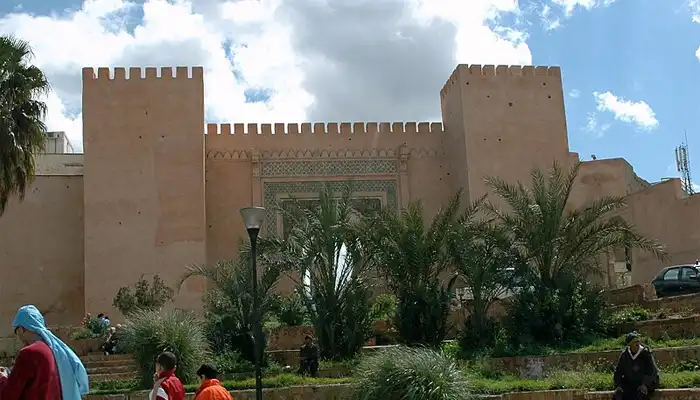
[0,0,699,187]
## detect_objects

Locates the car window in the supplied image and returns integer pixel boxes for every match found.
[681,267,699,281]
[663,268,680,281]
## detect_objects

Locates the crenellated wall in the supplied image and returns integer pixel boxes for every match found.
[0,63,698,329]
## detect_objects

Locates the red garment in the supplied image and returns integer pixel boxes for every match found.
[0,341,62,400]
[194,379,233,400]
[150,370,185,400]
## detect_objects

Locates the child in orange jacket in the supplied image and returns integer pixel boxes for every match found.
[194,364,233,400]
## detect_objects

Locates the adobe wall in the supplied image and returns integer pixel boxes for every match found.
[440,65,571,208]
[81,67,208,318]
[0,154,85,336]
[203,122,450,292]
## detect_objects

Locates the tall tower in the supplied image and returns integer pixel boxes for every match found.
[81,67,207,316]
[675,131,694,195]
[440,64,571,204]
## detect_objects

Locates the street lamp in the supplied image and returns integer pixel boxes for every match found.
[240,206,267,400]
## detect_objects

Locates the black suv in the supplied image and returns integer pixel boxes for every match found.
[651,262,700,298]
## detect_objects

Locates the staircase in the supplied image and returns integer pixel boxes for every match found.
[81,353,138,382]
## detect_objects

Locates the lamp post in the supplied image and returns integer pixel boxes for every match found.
[240,206,267,400]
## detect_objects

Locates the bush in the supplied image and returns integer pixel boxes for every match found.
[395,282,453,348]
[500,279,607,353]
[351,346,474,400]
[370,293,396,322]
[275,292,307,326]
[119,309,209,386]
[458,315,500,358]
[113,274,174,317]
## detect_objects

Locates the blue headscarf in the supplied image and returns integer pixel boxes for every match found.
[12,305,89,399]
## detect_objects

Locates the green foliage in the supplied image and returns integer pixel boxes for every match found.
[70,327,96,340]
[499,278,607,353]
[0,35,50,216]
[274,291,307,326]
[370,293,396,322]
[485,161,667,289]
[268,183,375,359]
[213,350,254,375]
[447,223,524,354]
[178,254,283,364]
[350,346,474,400]
[360,190,478,347]
[112,274,174,317]
[119,309,209,387]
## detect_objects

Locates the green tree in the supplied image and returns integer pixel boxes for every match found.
[272,183,375,360]
[485,161,668,349]
[0,35,50,216]
[485,161,667,288]
[446,224,523,353]
[112,274,174,316]
[361,190,480,347]
[177,242,285,363]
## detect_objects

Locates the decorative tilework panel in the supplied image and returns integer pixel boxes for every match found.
[263,180,398,234]
[260,160,397,177]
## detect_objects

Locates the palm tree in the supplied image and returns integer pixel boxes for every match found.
[485,161,668,348]
[177,239,286,362]
[0,35,50,216]
[361,190,482,347]
[273,183,374,360]
[484,161,667,289]
[446,223,523,349]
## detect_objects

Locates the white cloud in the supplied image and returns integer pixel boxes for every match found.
[583,112,610,137]
[569,89,580,98]
[690,0,700,60]
[540,0,617,30]
[0,0,537,152]
[592,91,659,131]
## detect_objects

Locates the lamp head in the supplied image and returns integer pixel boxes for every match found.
[240,206,266,231]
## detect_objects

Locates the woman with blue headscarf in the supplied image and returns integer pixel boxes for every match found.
[0,305,89,399]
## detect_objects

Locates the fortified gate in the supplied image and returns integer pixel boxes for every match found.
[1,64,698,335]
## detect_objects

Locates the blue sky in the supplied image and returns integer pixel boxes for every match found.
[0,0,698,187]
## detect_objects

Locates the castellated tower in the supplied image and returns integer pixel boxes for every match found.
[439,64,572,205]
[81,67,207,316]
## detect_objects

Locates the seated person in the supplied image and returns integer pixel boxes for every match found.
[194,364,232,400]
[102,327,118,355]
[298,335,319,378]
[613,332,660,400]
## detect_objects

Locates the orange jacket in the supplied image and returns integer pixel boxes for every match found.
[194,379,233,400]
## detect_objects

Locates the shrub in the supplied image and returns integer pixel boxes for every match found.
[113,274,174,317]
[500,278,607,352]
[395,282,453,347]
[458,315,500,358]
[351,346,474,400]
[70,327,96,340]
[275,292,307,326]
[119,309,208,386]
[370,293,396,322]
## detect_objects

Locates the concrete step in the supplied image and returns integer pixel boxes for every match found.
[83,359,136,369]
[87,364,136,375]
[80,353,132,363]
[88,372,137,382]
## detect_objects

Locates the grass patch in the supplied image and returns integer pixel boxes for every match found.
[90,365,700,395]
[465,369,700,395]
[89,374,352,395]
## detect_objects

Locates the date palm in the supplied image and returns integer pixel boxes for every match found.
[177,238,286,362]
[273,183,375,360]
[0,35,50,216]
[485,161,667,289]
[361,190,482,347]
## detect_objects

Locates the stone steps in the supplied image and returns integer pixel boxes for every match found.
[89,372,138,382]
[80,353,138,382]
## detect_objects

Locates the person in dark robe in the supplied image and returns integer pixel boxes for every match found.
[613,331,660,400]
[298,335,319,377]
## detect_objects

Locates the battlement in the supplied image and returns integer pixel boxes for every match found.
[82,66,204,80]
[441,64,562,97]
[205,121,444,136]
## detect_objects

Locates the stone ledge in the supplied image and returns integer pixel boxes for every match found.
[82,387,700,400]
[486,345,700,378]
